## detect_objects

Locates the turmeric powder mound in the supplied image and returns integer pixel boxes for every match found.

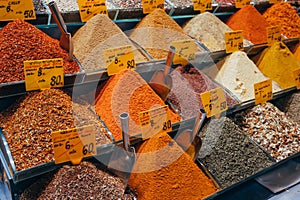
[263,2,300,38]
[226,5,269,44]
[256,41,300,89]
[95,69,180,140]
[128,132,218,200]
[130,9,194,60]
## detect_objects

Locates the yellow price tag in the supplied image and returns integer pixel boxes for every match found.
[193,0,212,11]
[254,79,273,105]
[293,68,300,90]
[138,105,172,140]
[172,39,196,66]
[200,87,228,118]
[225,30,244,53]
[142,0,164,14]
[52,125,96,165]
[103,45,136,76]
[269,0,281,4]
[235,0,250,8]
[24,58,64,92]
[266,26,281,46]
[78,0,107,22]
[0,0,36,21]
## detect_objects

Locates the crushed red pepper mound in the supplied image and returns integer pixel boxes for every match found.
[95,69,181,140]
[128,132,218,200]
[0,20,80,83]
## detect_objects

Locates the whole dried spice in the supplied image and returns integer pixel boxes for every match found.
[0,89,111,171]
[0,20,80,83]
[129,132,218,200]
[263,2,300,38]
[226,5,269,44]
[95,69,181,140]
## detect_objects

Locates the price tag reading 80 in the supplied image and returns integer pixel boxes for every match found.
[77,0,107,22]
[142,0,164,14]
[172,39,196,66]
[225,30,244,53]
[254,79,273,105]
[0,0,36,21]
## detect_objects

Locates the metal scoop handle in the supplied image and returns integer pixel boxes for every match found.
[120,112,131,152]
[164,46,176,77]
[48,2,67,34]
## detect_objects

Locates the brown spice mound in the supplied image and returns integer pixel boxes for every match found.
[95,69,181,140]
[0,20,80,83]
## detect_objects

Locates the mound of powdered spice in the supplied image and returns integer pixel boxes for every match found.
[128,132,218,200]
[263,2,300,38]
[0,20,80,83]
[0,89,111,170]
[95,69,181,140]
[226,5,269,44]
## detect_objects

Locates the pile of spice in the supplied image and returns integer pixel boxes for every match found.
[128,132,218,199]
[0,89,111,170]
[0,20,80,83]
[19,161,136,199]
[167,65,238,119]
[111,0,170,9]
[95,69,181,140]
[73,14,148,71]
[235,102,300,161]
[129,9,194,60]
[263,2,300,38]
[256,41,300,89]
[214,51,282,102]
[226,5,269,44]
[33,0,46,12]
[169,0,193,8]
[198,117,274,188]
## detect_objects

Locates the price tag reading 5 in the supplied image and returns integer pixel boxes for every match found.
[267,26,281,46]
[78,0,107,22]
[193,0,212,11]
[293,68,300,90]
[142,0,164,14]
[254,79,273,105]
[139,105,172,140]
[24,58,64,91]
[225,30,244,53]
[52,125,96,165]
[172,39,196,66]
[103,45,136,76]
[0,0,36,21]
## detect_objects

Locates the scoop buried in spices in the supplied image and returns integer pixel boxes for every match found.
[108,112,136,192]
[48,1,73,61]
[148,46,175,101]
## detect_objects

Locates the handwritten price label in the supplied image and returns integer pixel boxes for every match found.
[52,125,96,165]
[266,26,281,46]
[254,79,273,105]
[142,0,164,14]
[200,87,228,118]
[172,39,196,66]
[78,0,107,22]
[293,69,300,90]
[235,0,250,8]
[23,58,64,91]
[269,0,282,4]
[193,0,212,11]
[0,0,36,21]
[103,45,136,76]
[225,30,244,53]
[139,105,172,139]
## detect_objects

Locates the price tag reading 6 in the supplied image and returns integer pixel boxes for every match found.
[254,79,273,105]
[225,30,244,53]
[78,0,107,22]
[172,39,196,66]
[0,0,36,21]
[142,0,164,14]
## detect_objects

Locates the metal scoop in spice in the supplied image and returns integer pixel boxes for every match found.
[108,112,136,192]
[148,46,175,101]
[48,1,73,61]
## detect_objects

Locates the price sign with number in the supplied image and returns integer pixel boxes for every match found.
[0,0,36,21]
[293,68,300,90]
[269,0,281,4]
[24,58,64,91]
[235,0,250,8]
[52,125,96,165]
[172,39,196,66]
[266,26,281,46]
[225,30,244,53]
[78,0,107,22]
[193,0,212,11]
[103,45,136,76]
[142,0,164,14]
[139,105,172,140]
[200,87,228,118]
[254,79,273,105]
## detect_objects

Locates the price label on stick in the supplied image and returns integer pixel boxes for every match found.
[78,0,107,22]
[254,79,273,105]
[293,68,300,90]
[24,58,64,91]
[193,0,212,11]
[266,26,281,46]
[52,125,96,165]
[235,0,250,8]
[139,105,172,140]
[103,45,136,76]
[200,87,228,118]
[0,0,36,21]
[142,0,164,14]
[172,39,196,66]
[225,30,244,53]
[269,0,282,4]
